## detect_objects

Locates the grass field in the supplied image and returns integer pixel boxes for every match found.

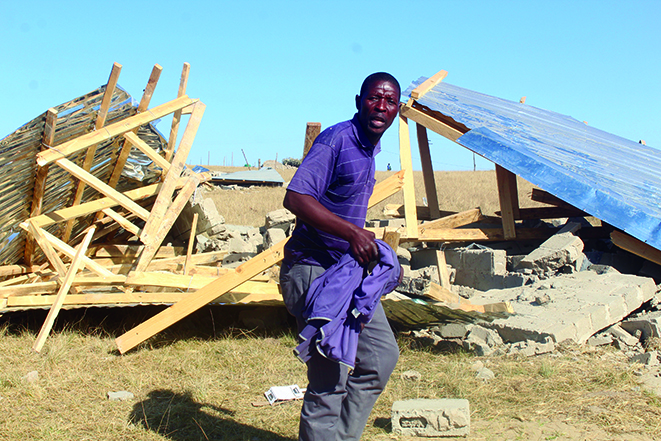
[1,167,660,440]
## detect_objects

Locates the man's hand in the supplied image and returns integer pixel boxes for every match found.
[347,227,377,266]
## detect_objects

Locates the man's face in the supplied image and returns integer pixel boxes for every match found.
[356,80,400,145]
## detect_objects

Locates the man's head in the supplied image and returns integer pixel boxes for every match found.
[355,72,401,146]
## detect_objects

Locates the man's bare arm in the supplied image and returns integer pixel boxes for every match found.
[283,190,377,265]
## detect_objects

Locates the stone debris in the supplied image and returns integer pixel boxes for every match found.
[391,398,470,437]
[23,371,39,383]
[107,391,135,401]
[401,370,422,381]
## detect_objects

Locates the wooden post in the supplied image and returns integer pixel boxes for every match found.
[416,123,441,219]
[495,164,519,240]
[166,62,190,162]
[184,213,199,275]
[398,114,418,238]
[303,122,321,158]
[25,108,58,265]
[33,227,95,353]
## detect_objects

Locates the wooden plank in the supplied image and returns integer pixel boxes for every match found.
[101,208,141,236]
[530,188,572,207]
[410,70,448,100]
[303,122,321,158]
[103,137,134,198]
[418,208,483,234]
[140,102,205,244]
[0,265,42,277]
[367,170,405,207]
[496,206,588,220]
[96,62,122,130]
[27,181,169,228]
[137,64,163,112]
[33,228,95,353]
[367,226,556,242]
[64,61,125,243]
[115,238,287,354]
[166,62,191,162]
[36,228,115,278]
[425,281,485,313]
[27,220,67,277]
[125,272,279,294]
[383,204,456,220]
[54,157,151,221]
[495,164,518,240]
[133,176,199,272]
[435,250,451,289]
[8,290,283,308]
[400,102,464,142]
[25,108,58,265]
[416,123,440,219]
[398,114,418,238]
[611,230,661,267]
[1,276,126,299]
[36,96,197,166]
[123,131,171,173]
[184,213,198,275]
[382,230,401,251]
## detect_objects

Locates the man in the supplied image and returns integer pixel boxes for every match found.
[280,72,401,441]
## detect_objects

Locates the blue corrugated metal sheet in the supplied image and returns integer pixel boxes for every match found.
[404,78,661,250]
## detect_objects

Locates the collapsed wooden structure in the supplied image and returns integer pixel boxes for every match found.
[2,64,657,354]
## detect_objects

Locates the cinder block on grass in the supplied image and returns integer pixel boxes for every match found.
[391,398,470,437]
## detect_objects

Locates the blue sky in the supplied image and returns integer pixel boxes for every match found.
[2,1,659,171]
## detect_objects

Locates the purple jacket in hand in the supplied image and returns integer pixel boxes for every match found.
[294,239,401,370]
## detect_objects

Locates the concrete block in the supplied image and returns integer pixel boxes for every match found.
[265,208,295,232]
[445,247,507,290]
[392,399,470,437]
[265,228,287,249]
[606,324,639,347]
[630,351,660,366]
[517,232,584,274]
[433,323,470,339]
[621,311,661,341]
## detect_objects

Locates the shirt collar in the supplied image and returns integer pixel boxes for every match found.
[351,114,381,156]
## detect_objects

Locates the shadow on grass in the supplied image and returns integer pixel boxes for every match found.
[130,389,295,441]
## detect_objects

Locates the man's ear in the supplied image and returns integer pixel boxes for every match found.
[355,94,361,111]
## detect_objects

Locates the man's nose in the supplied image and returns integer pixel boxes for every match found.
[374,98,386,111]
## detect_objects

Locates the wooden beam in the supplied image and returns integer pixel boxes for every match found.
[115,238,288,354]
[26,108,59,265]
[530,188,571,207]
[100,208,141,236]
[166,62,191,162]
[140,102,205,244]
[96,62,122,130]
[418,208,483,234]
[382,230,401,251]
[410,70,448,100]
[383,204,456,220]
[400,101,464,142]
[0,264,42,277]
[33,228,95,353]
[184,213,198,275]
[367,170,405,207]
[435,250,451,289]
[137,64,163,112]
[27,180,179,229]
[611,230,661,267]
[125,272,279,294]
[62,62,124,243]
[34,228,115,278]
[54,157,151,221]
[495,164,519,240]
[398,114,418,238]
[27,220,67,277]
[303,122,321,158]
[496,206,588,220]
[367,226,556,243]
[36,96,197,166]
[123,131,171,172]
[415,123,441,219]
[133,176,199,272]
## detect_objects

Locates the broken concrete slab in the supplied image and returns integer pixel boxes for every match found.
[516,228,584,275]
[445,246,507,291]
[469,272,657,345]
[621,310,661,341]
[391,398,470,437]
[265,208,295,232]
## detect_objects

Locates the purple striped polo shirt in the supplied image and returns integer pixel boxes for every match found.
[284,114,380,268]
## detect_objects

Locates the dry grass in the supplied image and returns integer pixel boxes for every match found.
[199,166,544,227]
[1,311,660,441]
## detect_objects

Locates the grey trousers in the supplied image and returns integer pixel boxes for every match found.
[280,262,399,441]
